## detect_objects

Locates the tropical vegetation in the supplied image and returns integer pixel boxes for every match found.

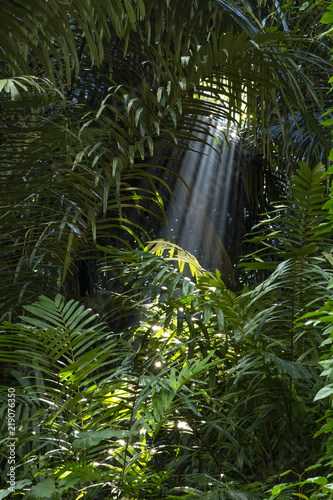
[1,0,333,498]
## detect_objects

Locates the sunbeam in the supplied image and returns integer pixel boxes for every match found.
[161,116,238,285]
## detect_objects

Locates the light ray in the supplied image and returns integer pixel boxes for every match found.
[162,116,237,280]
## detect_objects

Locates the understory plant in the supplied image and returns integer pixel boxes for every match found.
[0,294,222,499]
[104,161,333,492]
[267,299,333,499]
[1,161,330,499]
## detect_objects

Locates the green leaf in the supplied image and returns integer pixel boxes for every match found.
[0,491,12,499]
[271,484,290,496]
[29,479,56,498]
[216,307,225,330]
[321,9,333,24]
[135,107,144,127]
[204,303,212,325]
[314,384,333,401]
[302,476,328,485]
[73,430,134,448]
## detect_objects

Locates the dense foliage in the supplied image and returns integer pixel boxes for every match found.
[1,0,333,499]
